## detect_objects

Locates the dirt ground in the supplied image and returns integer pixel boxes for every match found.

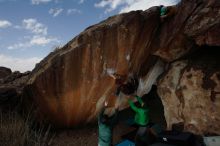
[51,122,135,146]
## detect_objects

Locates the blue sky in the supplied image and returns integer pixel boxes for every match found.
[0,0,180,72]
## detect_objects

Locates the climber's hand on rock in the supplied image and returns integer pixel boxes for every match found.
[109,74,116,79]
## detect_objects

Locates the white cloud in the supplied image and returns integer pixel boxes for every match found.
[7,35,59,50]
[120,0,181,13]
[67,9,81,15]
[79,0,84,4]
[30,35,59,45]
[0,20,12,28]
[23,18,47,35]
[95,0,130,13]
[0,54,42,72]
[8,18,60,50]
[49,8,63,17]
[7,42,31,50]
[31,0,52,5]
[95,0,180,13]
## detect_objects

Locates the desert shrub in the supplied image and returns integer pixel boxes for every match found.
[0,111,54,146]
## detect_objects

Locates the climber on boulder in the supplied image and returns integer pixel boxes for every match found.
[111,74,154,145]
[160,5,177,22]
[98,101,119,146]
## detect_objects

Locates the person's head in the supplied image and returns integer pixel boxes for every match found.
[101,114,110,124]
[101,107,116,124]
[119,76,139,95]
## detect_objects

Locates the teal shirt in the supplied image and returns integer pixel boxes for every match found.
[98,123,112,146]
[98,108,118,146]
[128,96,149,126]
[160,6,167,16]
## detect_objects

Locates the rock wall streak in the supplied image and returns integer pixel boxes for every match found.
[25,8,161,126]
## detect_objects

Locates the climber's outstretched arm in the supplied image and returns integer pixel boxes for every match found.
[128,98,138,112]
[135,95,144,105]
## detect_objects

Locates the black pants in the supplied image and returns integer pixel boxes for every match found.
[135,125,156,146]
[135,126,149,146]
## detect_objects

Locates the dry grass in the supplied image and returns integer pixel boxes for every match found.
[0,111,54,146]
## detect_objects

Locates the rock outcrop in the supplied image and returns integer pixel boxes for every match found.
[23,0,220,134]
[0,67,12,80]
[0,70,30,111]
[158,47,220,135]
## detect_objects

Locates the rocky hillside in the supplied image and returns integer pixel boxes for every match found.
[0,67,30,111]
[22,0,220,134]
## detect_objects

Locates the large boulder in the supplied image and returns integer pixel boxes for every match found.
[158,47,220,135]
[24,7,162,127]
[23,0,220,133]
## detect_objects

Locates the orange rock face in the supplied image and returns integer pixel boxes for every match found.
[23,0,220,133]
[25,8,162,127]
